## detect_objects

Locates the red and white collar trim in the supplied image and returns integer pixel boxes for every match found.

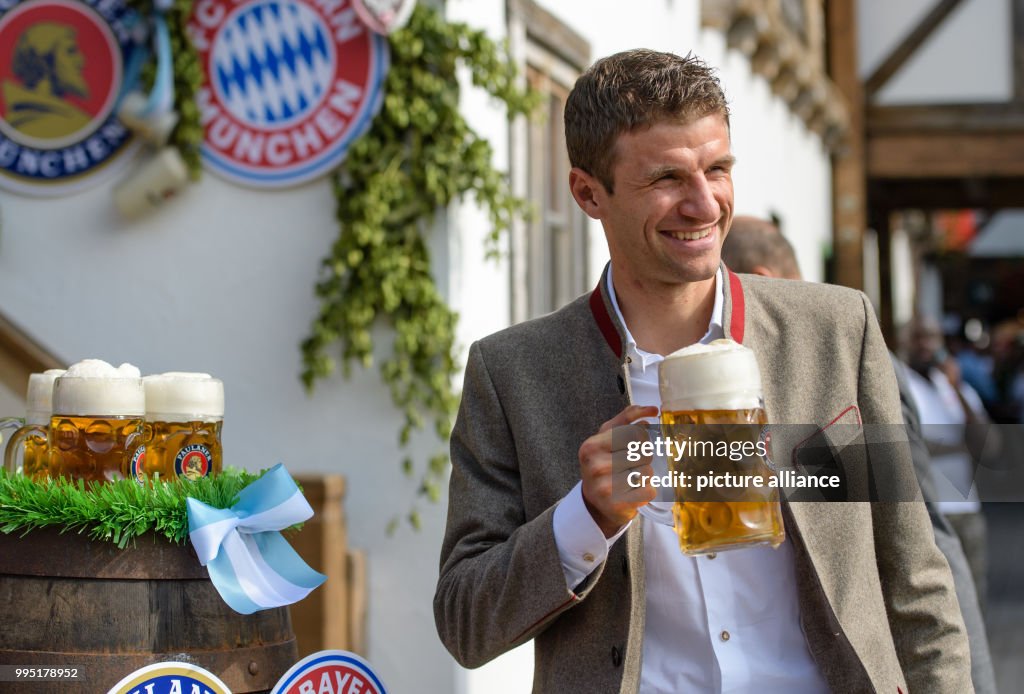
[589,266,746,358]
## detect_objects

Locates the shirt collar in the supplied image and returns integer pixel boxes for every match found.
[606,265,725,373]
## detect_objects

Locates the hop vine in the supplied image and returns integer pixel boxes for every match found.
[301,5,538,527]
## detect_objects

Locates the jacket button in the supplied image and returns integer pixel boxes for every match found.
[616,375,626,394]
[611,646,622,668]
[621,555,628,576]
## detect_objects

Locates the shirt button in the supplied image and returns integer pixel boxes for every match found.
[707,553,717,560]
[582,552,595,563]
[720,630,731,642]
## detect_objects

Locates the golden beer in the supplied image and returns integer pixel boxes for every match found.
[22,435,50,479]
[136,372,224,481]
[658,340,785,555]
[139,420,223,480]
[46,360,145,482]
[660,407,784,554]
[50,415,144,482]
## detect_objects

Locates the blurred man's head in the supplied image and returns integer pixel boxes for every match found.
[721,216,801,279]
[905,317,946,373]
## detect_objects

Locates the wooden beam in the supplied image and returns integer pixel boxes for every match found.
[0,311,62,400]
[867,131,1024,178]
[827,0,865,290]
[867,103,1024,133]
[868,177,1024,209]
[864,0,965,98]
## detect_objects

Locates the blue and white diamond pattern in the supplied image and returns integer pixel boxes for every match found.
[212,0,334,128]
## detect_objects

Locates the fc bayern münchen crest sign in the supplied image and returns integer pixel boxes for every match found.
[0,0,140,196]
[188,0,388,188]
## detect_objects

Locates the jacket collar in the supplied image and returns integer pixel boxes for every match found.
[588,263,746,360]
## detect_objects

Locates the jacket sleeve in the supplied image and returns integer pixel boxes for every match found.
[858,293,974,693]
[433,341,607,668]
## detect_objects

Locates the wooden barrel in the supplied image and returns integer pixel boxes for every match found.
[0,528,298,693]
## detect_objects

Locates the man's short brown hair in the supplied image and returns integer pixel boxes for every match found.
[564,49,730,193]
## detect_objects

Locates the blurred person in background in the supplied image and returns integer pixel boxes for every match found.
[949,323,1000,413]
[723,215,997,694]
[904,316,999,613]
[992,321,1024,424]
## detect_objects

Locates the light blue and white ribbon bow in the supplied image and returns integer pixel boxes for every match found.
[118,0,175,124]
[187,464,326,615]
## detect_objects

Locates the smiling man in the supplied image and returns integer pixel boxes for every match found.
[434,50,970,693]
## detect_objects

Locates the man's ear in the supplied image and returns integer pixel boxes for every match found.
[569,167,606,220]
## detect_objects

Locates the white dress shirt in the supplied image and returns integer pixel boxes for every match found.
[552,268,829,693]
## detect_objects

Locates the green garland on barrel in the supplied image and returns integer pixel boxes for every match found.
[125,0,204,178]
[0,469,263,548]
[301,5,537,529]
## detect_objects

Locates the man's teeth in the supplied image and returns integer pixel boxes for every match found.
[666,228,712,241]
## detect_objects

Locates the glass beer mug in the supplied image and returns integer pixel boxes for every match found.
[2,369,65,478]
[655,339,785,555]
[133,372,224,482]
[8,360,145,482]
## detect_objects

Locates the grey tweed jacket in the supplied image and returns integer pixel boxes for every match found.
[435,267,972,693]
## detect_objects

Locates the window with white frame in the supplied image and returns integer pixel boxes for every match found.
[508,0,591,323]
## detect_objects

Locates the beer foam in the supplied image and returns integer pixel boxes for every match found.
[143,372,224,420]
[52,359,144,416]
[26,369,66,422]
[658,339,763,411]
[63,359,141,379]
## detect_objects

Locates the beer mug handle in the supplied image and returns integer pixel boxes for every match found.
[3,423,46,474]
[636,443,677,527]
[0,416,24,445]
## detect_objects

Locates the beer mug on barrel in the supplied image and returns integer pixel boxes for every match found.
[6,360,145,482]
[135,372,223,482]
[2,369,65,478]
[657,339,785,555]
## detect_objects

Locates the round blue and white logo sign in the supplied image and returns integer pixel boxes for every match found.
[188,0,388,188]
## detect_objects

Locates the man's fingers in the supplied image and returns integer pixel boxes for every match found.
[612,423,650,453]
[598,404,659,433]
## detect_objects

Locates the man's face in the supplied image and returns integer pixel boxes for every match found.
[909,323,944,369]
[53,30,88,98]
[578,115,735,289]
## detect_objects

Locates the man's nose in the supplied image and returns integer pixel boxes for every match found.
[677,174,721,223]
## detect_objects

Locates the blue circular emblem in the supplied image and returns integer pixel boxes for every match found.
[106,662,231,694]
[190,0,388,188]
[271,650,388,694]
[174,443,212,480]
